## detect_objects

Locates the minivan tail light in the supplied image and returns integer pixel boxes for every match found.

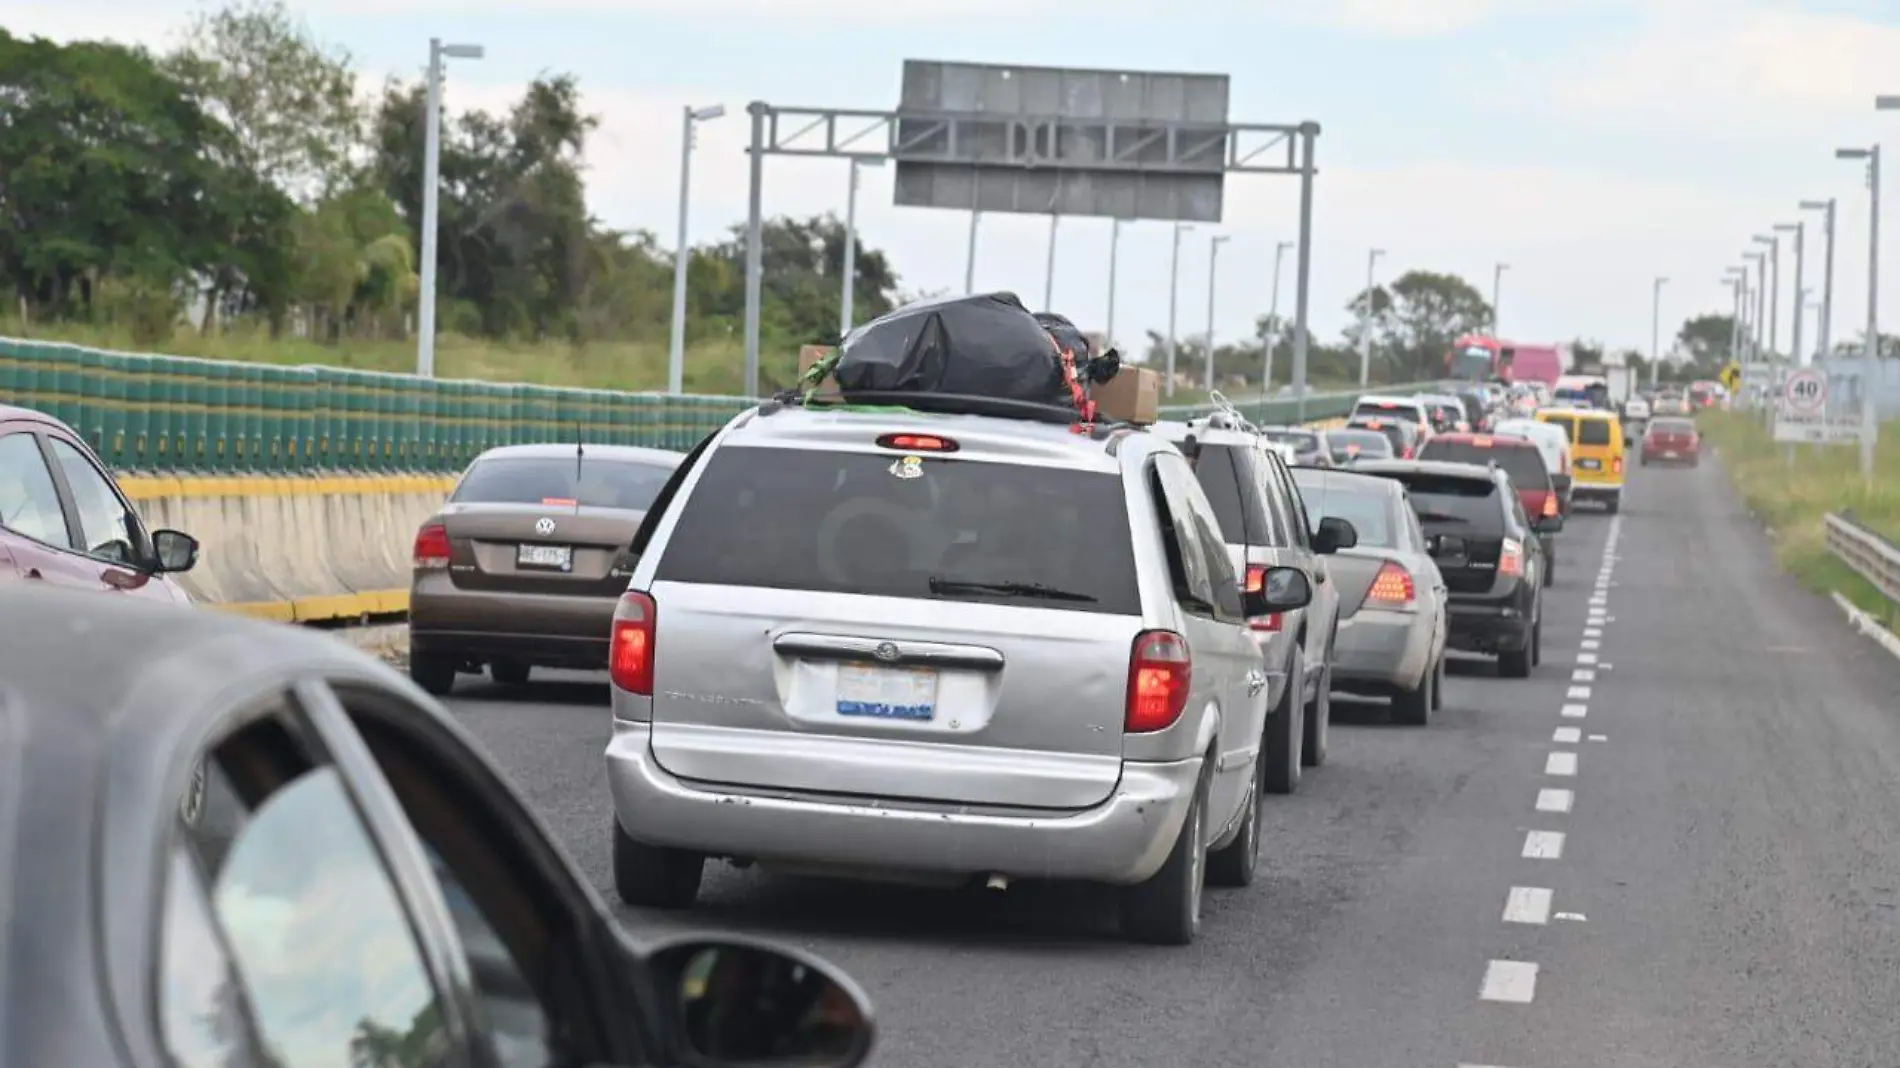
[1367,562,1415,606]
[1611,455,1624,475]
[1244,565,1283,632]
[609,592,657,695]
[1499,538,1525,577]
[1126,630,1192,733]
[413,524,450,570]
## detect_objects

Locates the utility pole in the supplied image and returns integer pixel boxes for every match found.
[1107,218,1124,344]
[1204,235,1230,394]
[1839,139,1882,481]
[1492,262,1509,334]
[1776,221,1804,370]
[1042,214,1058,312]
[670,104,726,393]
[417,38,484,379]
[1164,223,1191,399]
[1359,248,1385,387]
[1801,198,1837,362]
[1650,277,1667,388]
[1753,233,1779,357]
[1262,240,1292,402]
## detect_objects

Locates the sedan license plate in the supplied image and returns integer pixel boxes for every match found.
[517,543,573,571]
[836,663,937,721]
[1663,450,1678,459]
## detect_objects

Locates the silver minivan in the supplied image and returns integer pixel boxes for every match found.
[602,402,1312,944]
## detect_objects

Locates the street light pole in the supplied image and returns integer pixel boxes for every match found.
[1776,222,1804,369]
[1107,219,1124,345]
[838,156,883,338]
[1204,235,1230,395]
[670,103,726,394]
[1753,234,1779,357]
[417,38,484,379]
[1746,251,1767,361]
[1801,198,1837,361]
[1165,223,1191,399]
[1262,240,1292,401]
[1840,137,1884,481]
[1493,262,1509,334]
[1359,248,1385,387]
[1042,214,1058,312]
[1725,270,1745,367]
[1651,277,1667,388]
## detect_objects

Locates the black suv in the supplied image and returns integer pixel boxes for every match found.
[1351,459,1550,678]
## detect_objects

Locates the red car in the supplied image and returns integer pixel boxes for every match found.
[1415,432,1564,586]
[0,403,199,601]
[1641,417,1700,466]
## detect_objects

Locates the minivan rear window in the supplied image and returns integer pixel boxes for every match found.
[651,446,1141,615]
[1380,473,1503,532]
[1577,419,1614,446]
[1417,440,1550,490]
[452,455,679,510]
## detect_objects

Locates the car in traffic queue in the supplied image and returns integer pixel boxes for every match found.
[1350,459,1553,679]
[0,584,878,1068]
[408,442,684,694]
[1348,395,1435,443]
[1652,390,1691,417]
[1490,417,1575,515]
[1414,394,1471,434]
[1261,425,1333,467]
[1152,410,1354,790]
[1534,407,1626,513]
[0,403,202,600]
[1345,415,1422,459]
[603,393,1314,945]
[1326,427,1396,465]
[1289,467,1449,724]
[1641,416,1702,466]
[1621,393,1652,442]
[1415,432,1565,587]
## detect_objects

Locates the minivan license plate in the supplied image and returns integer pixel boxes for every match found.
[1577,458,1601,470]
[836,664,937,721]
[517,544,572,570]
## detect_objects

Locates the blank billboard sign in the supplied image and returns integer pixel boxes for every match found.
[893,60,1233,223]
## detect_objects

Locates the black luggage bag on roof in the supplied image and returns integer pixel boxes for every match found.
[832,292,1072,407]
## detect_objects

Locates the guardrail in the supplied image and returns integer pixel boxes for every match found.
[1824,511,1900,607]
[0,335,1405,474]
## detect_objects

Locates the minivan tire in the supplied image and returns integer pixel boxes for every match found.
[1120,784,1206,945]
[1206,759,1261,888]
[1393,659,1432,725]
[1261,655,1304,795]
[409,651,457,697]
[611,820,704,909]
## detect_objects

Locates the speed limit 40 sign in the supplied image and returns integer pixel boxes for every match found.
[1783,369,1827,415]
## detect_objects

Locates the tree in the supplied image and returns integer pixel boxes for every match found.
[1675,314,1738,370]
[1347,270,1491,381]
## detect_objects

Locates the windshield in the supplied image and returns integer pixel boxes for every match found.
[1449,347,1493,380]
[451,454,679,510]
[1416,439,1550,491]
[1292,477,1396,548]
[652,446,1140,615]
[1578,418,1615,446]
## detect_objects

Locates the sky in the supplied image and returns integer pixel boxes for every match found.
[8,0,1900,360]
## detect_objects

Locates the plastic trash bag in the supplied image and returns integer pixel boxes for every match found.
[833,292,1070,406]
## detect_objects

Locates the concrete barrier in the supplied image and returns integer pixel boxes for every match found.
[119,474,454,622]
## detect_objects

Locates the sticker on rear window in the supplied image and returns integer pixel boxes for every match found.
[889,455,923,480]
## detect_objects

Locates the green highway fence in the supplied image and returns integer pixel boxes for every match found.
[0,336,1412,475]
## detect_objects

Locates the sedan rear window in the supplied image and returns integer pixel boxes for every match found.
[1380,473,1504,533]
[453,456,678,510]
[1292,480,1395,548]
[1351,401,1422,425]
[1416,439,1550,490]
[652,446,1140,615]
[1577,419,1615,446]
[1264,430,1319,452]
[1650,418,1695,435]
[1328,430,1393,460]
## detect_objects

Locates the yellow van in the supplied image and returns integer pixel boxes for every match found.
[1536,407,1625,513]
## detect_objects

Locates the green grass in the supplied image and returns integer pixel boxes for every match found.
[1699,409,1900,629]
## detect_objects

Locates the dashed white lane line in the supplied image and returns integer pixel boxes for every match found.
[1480,960,1540,1003]
[1580,638,1600,650]
[1577,651,1598,664]
[1545,751,1578,776]
[1584,627,1602,638]
[1523,830,1566,858]
[1568,685,1591,699]
[1503,886,1554,924]
[1572,668,1596,682]
[1553,726,1582,743]
[1536,788,1574,812]
[1561,703,1587,717]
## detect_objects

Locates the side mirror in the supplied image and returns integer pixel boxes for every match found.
[1311,515,1358,554]
[648,937,875,1068]
[1243,565,1312,616]
[1534,514,1565,534]
[1426,533,1468,559]
[151,529,199,573]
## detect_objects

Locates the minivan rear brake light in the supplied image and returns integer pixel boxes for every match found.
[413,524,450,570]
[876,433,958,452]
[1244,565,1283,632]
[1611,455,1624,475]
[609,592,657,695]
[1127,630,1191,733]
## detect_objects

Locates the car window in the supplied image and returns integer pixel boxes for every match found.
[1351,400,1422,425]
[1152,455,1216,611]
[1651,419,1695,435]
[653,445,1142,616]
[1179,492,1243,621]
[1417,439,1550,489]
[48,437,138,564]
[1577,419,1615,447]
[161,717,457,1068]
[1384,472,1505,533]
[453,454,680,511]
[1184,443,1269,546]
[1263,452,1313,550]
[1294,479,1395,548]
[0,432,71,548]
[1540,415,1578,443]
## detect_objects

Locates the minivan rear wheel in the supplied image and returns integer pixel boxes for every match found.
[409,650,457,697]
[611,820,704,909]
[1120,784,1205,945]
[1207,756,1262,888]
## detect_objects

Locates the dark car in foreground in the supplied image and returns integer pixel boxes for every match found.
[0,585,876,1068]
[1641,417,1701,466]
[410,442,683,694]
[1415,432,1565,587]
[1351,459,1553,678]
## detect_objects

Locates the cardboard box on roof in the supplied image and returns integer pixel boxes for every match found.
[1093,366,1159,425]
[798,345,837,389]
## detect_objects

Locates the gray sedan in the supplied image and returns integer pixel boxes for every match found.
[1291,468,1450,725]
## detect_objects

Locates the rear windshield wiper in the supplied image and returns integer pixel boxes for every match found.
[1413,511,1471,524]
[928,577,1099,603]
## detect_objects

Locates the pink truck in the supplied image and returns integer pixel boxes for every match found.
[1446,335,1565,386]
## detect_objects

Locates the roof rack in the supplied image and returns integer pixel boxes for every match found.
[1196,390,1259,434]
[758,389,1133,441]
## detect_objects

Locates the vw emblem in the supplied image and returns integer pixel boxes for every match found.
[534,517,556,536]
[873,641,901,663]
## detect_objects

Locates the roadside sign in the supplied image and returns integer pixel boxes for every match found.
[1719,362,1741,392]
[1783,368,1826,415]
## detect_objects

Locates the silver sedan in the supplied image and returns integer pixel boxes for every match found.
[1291,467,1450,725]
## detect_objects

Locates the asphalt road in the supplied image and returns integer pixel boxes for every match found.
[447,456,1900,1068]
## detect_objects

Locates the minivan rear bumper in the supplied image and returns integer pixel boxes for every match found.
[605,719,1201,886]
